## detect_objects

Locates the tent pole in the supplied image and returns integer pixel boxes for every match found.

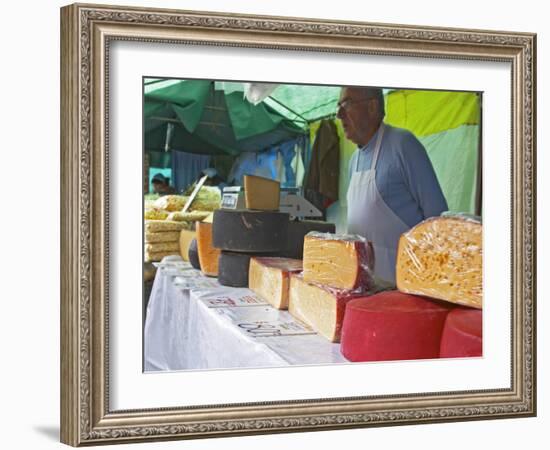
[266,96,308,124]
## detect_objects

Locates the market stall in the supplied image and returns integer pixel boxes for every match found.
[142,79,483,371]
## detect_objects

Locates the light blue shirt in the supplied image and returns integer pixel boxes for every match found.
[348,124,448,228]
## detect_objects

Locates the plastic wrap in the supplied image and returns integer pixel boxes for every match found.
[144,249,180,263]
[153,195,188,212]
[144,242,180,253]
[166,210,211,222]
[302,231,374,291]
[144,208,169,220]
[144,231,181,243]
[188,186,221,212]
[287,273,367,342]
[248,257,303,309]
[144,220,188,233]
[396,215,482,309]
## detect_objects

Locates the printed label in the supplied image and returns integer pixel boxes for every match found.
[203,294,267,308]
[236,320,315,338]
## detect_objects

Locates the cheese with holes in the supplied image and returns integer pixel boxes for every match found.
[179,230,197,262]
[340,291,451,362]
[188,238,201,270]
[244,175,280,210]
[396,216,482,308]
[302,232,373,291]
[212,209,289,252]
[248,257,303,309]
[440,308,482,358]
[196,222,220,277]
[288,274,366,342]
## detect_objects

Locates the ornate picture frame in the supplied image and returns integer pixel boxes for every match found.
[60,3,536,446]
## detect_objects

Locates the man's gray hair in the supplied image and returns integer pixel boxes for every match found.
[361,87,385,118]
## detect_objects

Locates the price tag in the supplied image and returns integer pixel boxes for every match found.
[174,278,219,289]
[236,320,315,338]
[203,294,267,308]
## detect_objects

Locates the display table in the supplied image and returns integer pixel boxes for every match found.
[144,256,348,371]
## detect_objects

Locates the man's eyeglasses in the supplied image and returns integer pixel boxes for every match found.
[337,97,375,111]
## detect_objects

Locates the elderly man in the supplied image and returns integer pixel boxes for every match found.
[338,86,448,283]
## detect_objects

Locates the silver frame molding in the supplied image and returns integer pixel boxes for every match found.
[60,3,536,446]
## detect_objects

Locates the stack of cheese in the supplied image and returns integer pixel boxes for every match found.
[285,232,375,342]
[144,220,189,262]
[211,175,289,284]
[210,175,336,287]
[339,215,483,362]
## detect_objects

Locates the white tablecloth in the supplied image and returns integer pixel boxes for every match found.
[144,257,348,371]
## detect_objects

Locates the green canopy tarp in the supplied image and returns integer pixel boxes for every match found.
[144,79,306,156]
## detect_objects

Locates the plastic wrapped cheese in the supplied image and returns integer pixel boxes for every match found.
[302,232,373,291]
[144,208,169,220]
[144,249,180,263]
[396,215,482,309]
[248,257,303,309]
[144,242,180,253]
[153,195,188,212]
[288,274,367,342]
[340,291,451,362]
[144,220,188,233]
[144,231,181,243]
[166,211,211,222]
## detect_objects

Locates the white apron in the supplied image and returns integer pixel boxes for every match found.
[346,124,410,283]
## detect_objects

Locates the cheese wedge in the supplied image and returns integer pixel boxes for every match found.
[396,216,482,308]
[248,257,303,309]
[302,232,373,291]
[196,222,220,277]
[288,274,366,342]
[244,175,280,211]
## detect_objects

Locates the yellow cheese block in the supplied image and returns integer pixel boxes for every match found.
[244,175,280,211]
[396,216,482,309]
[248,257,303,309]
[144,242,180,253]
[196,222,221,277]
[179,229,197,262]
[288,274,364,342]
[144,231,181,243]
[302,233,372,291]
[144,220,188,233]
[144,249,180,263]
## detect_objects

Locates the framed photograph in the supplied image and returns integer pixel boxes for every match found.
[60,3,536,446]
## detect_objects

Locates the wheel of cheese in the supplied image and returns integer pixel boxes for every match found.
[440,308,482,358]
[396,216,482,309]
[212,209,289,252]
[278,220,336,259]
[218,252,253,287]
[188,238,201,270]
[340,291,451,362]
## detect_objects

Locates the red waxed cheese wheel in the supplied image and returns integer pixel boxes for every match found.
[340,291,451,362]
[440,308,482,358]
